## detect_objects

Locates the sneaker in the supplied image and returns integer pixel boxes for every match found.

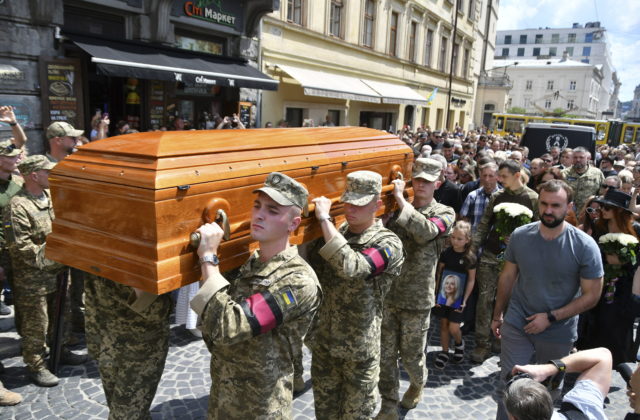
[0,386,22,406]
[293,375,306,393]
[453,340,465,363]
[30,368,59,387]
[61,349,88,366]
[400,383,423,409]
[470,346,489,363]
[188,328,202,338]
[375,399,398,420]
[0,301,10,316]
[434,351,449,369]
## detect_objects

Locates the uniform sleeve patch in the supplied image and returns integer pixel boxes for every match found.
[361,246,391,277]
[428,216,452,234]
[240,292,284,336]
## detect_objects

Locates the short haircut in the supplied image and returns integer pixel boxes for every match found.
[573,146,589,155]
[498,159,522,174]
[604,175,621,188]
[443,141,453,148]
[479,162,498,173]
[538,179,574,204]
[504,378,553,420]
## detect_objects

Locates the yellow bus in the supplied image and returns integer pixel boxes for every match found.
[620,122,640,145]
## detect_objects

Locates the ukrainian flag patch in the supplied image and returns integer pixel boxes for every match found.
[276,287,297,312]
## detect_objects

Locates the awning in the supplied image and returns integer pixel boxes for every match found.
[362,80,428,105]
[277,64,381,103]
[69,34,278,90]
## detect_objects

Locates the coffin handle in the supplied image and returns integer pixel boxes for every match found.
[390,165,404,181]
[189,209,232,249]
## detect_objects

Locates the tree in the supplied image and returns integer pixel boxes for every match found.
[551,108,567,117]
[507,107,527,114]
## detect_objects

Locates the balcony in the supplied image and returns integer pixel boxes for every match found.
[478,74,513,89]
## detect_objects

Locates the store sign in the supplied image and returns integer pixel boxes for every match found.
[39,58,85,130]
[183,1,238,28]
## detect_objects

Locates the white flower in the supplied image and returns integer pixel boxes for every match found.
[599,233,639,246]
[493,202,533,219]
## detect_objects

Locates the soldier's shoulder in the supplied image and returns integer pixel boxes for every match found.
[425,201,455,217]
[7,190,31,209]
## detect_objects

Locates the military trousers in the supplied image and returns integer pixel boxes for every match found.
[85,276,171,420]
[311,345,379,420]
[378,306,430,404]
[474,253,501,351]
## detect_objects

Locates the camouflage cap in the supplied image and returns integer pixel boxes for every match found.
[340,171,382,205]
[0,139,21,157]
[412,158,442,182]
[18,154,56,175]
[46,121,84,140]
[253,172,308,210]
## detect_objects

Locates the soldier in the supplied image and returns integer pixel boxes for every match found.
[4,155,87,387]
[190,172,321,419]
[562,147,604,213]
[376,159,455,419]
[307,170,404,420]
[84,274,172,420]
[470,159,539,363]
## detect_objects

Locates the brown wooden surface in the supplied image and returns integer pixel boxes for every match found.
[46,127,414,294]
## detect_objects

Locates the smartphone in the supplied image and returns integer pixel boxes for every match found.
[102,112,109,120]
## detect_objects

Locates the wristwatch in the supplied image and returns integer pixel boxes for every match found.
[549,359,566,373]
[199,254,220,266]
[545,359,567,390]
[546,310,557,323]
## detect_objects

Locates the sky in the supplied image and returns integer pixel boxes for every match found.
[496,0,640,102]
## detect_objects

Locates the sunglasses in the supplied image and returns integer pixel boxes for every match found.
[601,204,614,211]
[600,184,614,189]
[586,207,599,214]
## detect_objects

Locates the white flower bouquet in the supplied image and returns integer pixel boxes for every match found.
[493,203,533,242]
[598,233,639,303]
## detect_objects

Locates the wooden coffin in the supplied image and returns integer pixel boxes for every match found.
[46,127,413,294]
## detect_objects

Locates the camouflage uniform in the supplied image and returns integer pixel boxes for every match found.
[380,159,455,407]
[191,246,321,419]
[562,165,604,213]
[3,163,66,373]
[471,185,539,356]
[307,171,404,420]
[84,274,172,420]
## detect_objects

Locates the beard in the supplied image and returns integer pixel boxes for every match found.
[540,212,566,228]
[573,162,586,170]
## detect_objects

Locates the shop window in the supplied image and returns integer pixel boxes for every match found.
[175,34,224,56]
[362,0,375,47]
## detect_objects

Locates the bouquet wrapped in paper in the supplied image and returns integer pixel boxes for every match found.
[493,203,534,242]
[598,233,639,304]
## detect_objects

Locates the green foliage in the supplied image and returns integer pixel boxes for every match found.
[507,107,527,115]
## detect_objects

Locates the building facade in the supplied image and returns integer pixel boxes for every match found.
[0,0,278,153]
[495,22,619,118]
[629,85,640,121]
[260,0,485,132]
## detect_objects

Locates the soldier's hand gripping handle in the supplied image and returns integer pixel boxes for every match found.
[190,209,230,248]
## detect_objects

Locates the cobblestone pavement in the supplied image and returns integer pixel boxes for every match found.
[0,303,631,419]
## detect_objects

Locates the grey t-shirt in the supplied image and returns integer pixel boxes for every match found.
[504,222,603,343]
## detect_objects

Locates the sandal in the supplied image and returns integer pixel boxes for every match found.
[435,351,449,369]
[453,340,465,363]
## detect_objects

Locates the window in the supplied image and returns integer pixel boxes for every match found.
[504,34,512,44]
[551,33,559,43]
[585,32,593,43]
[439,36,448,72]
[424,29,433,67]
[287,0,303,25]
[175,34,224,55]
[569,80,576,90]
[533,47,540,56]
[462,48,469,78]
[549,47,557,56]
[520,34,527,44]
[501,48,509,56]
[452,43,460,75]
[389,12,398,56]
[524,98,531,108]
[362,0,375,47]
[566,47,574,56]
[544,100,551,109]
[583,46,591,56]
[525,80,533,90]
[457,0,464,14]
[329,0,343,38]
[535,34,543,44]
[568,33,576,43]
[581,58,590,64]
[468,0,475,17]
[408,21,417,62]
[517,47,525,56]
[567,99,574,110]
[286,108,304,127]
[547,80,554,90]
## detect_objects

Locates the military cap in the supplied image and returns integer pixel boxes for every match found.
[0,139,21,157]
[412,157,442,182]
[253,172,308,210]
[18,154,56,175]
[340,170,382,206]
[46,121,84,140]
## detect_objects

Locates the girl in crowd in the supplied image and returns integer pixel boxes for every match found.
[577,196,600,236]
[433,221,477,369]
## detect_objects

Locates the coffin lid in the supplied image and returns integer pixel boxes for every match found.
[54,127,407,190]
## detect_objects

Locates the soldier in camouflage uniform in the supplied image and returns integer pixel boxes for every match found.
[561,146,604,213]
[84,274,172,420]
[376,159,455,419]
[190,172,322,419]
[307,171,404,420]
[470,160,539,363]
[4,155,86,387]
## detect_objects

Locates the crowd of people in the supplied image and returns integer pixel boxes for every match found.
[2,108,640,419]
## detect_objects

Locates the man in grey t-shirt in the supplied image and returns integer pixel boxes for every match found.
[491,180,604,420]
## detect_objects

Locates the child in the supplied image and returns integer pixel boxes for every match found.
[433,220,477,369]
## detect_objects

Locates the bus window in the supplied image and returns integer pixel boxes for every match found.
[634,128,640,144]
[505,118,525,134]
[596,125,606,141]
[624,126,634,143]
[493,116,505,131]
[574,122,595,128]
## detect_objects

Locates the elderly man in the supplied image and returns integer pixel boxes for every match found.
[562,147,604,213]
[461,162,501,232]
